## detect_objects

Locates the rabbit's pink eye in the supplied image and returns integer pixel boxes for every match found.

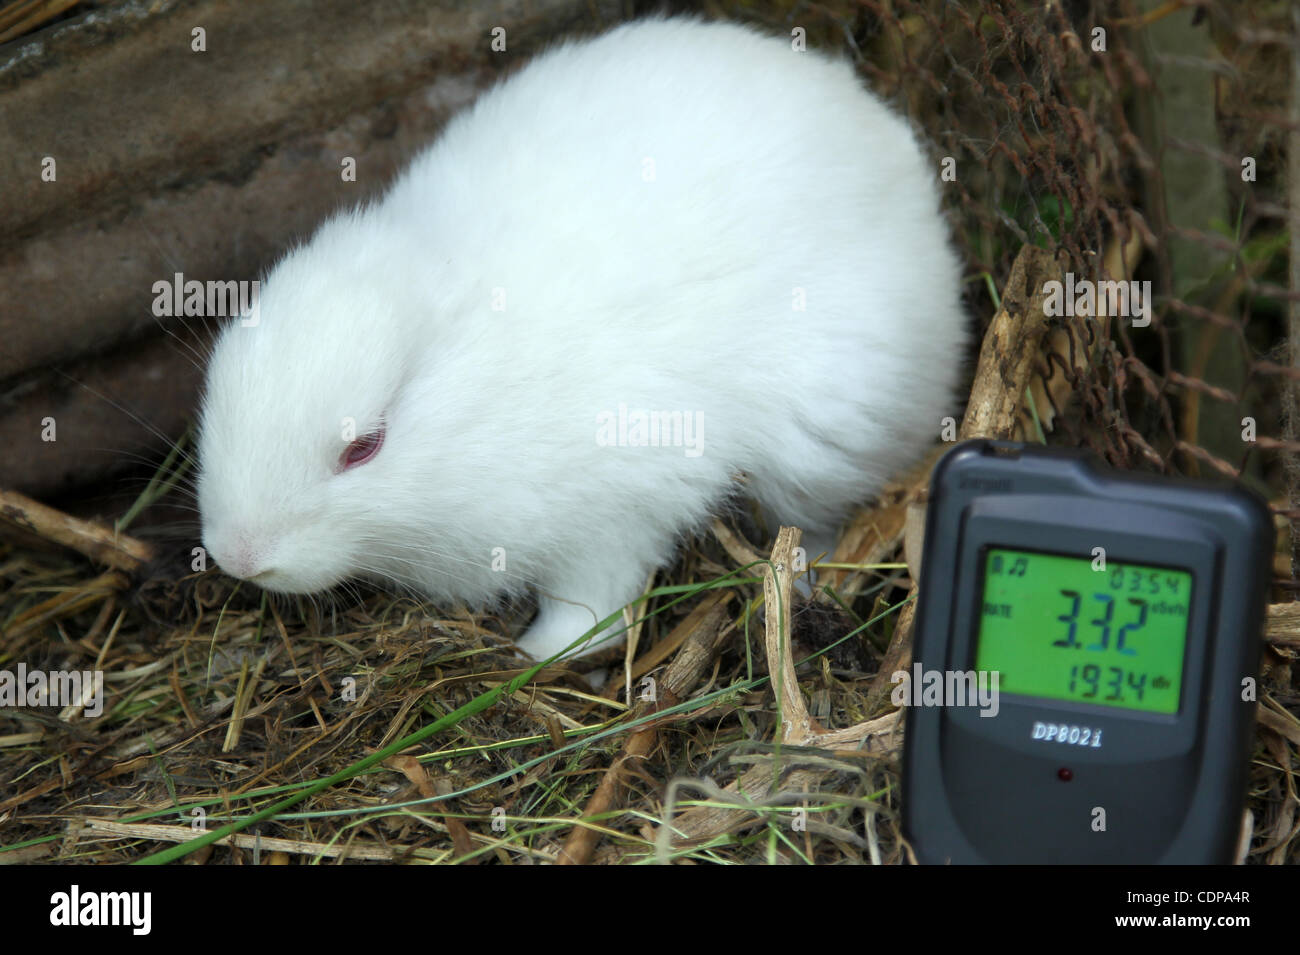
[339,427,385,472]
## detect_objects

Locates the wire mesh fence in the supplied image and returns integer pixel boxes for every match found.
[828,0,1296,581]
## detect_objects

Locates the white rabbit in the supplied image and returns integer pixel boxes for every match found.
[197,16,967,661]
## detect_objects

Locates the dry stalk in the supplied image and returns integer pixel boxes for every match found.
[0,487,154,571]
[556,591,736,864]
[666,527,902,846]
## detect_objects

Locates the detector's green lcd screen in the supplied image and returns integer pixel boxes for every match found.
[973,549,1191,714]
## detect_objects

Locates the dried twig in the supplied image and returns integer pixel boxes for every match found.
[1267,601,1300,647]
[76,819,428,862]
[667,528,902,845]
[0,487,154,572]
[811,450,937,604]
[960,244,1062,442]
[556,592,735,864]
[0,0,82,45]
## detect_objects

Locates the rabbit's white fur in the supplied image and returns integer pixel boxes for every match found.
[198,16,967,661]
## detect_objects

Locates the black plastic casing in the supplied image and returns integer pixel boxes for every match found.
[901,440,1273,863]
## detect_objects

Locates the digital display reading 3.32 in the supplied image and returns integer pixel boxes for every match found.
[974,548,1192,714]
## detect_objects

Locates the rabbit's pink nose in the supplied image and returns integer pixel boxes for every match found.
[222,550,266,580]
[208,533,270,581]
